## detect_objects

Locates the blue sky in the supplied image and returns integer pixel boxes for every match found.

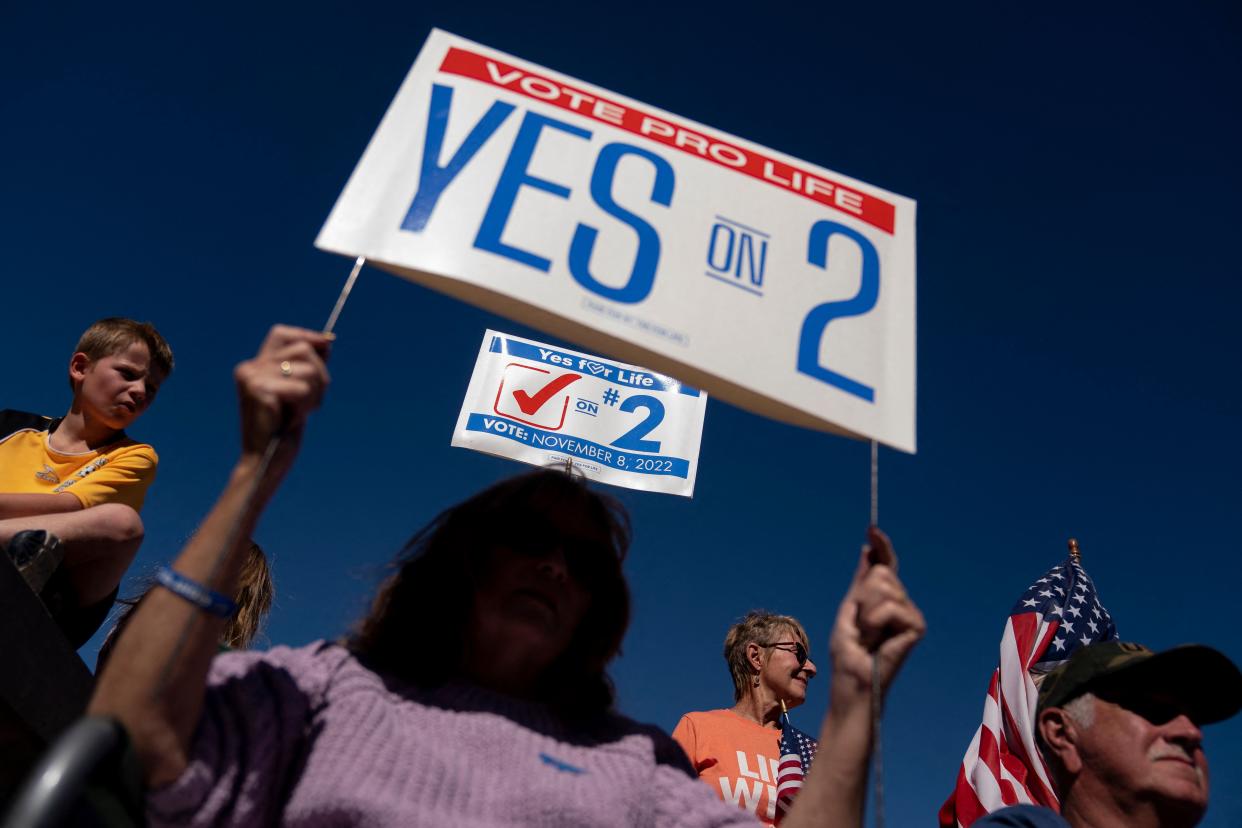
[4,3,1240,825]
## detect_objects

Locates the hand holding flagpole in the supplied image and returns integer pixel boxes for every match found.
[782,530,923,828]
[148,257,364,700]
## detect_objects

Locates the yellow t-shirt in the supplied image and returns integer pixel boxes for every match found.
[672,709,784,827]
[0,418,157,511]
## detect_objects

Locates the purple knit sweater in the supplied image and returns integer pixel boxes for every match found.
[148,641,758,826]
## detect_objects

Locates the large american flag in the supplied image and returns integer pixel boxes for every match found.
[938,553,1117,827]
[775,708,818,822]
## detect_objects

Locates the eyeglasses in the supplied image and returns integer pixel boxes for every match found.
[763,640,809,666]
[501,531,617,588]
[1096,686,1198,726]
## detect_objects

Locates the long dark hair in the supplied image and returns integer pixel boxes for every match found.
[348,469,632,717]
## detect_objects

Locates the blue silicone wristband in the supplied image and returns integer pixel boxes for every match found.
[155,565,238,618]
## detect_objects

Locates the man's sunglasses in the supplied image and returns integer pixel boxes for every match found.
[1095,685,1200,726]
[763,640,809,667]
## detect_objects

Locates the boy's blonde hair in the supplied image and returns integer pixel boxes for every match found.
[70,317,174,390]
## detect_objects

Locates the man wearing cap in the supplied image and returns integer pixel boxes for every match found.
[975,640,1242,828]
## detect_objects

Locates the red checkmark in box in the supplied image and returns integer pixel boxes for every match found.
[494,363,582,430]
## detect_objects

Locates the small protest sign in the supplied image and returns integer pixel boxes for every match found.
[452,331,707,496]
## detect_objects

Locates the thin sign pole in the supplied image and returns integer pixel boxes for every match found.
[154,256,365,697]
[869,438,884,828]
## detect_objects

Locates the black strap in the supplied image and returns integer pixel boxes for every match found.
[0,410,56,442]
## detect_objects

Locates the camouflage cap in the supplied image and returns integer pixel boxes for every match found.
[1037,641,1242,725]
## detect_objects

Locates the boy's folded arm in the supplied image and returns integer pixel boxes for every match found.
[60,449,157,511]
[0,491,84,519]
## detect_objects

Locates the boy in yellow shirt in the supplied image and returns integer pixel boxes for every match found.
[1,317,173,647]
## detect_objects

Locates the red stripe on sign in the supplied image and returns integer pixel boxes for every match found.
[438,47,897,234]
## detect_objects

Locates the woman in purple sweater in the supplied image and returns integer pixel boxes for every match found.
[90,324,925,827]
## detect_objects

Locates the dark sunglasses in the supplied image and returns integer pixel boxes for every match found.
[1095,685,1199,726]
[763,640,809,666]
[504,531,617,587]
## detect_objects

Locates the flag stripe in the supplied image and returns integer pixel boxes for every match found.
[774,711,817,823]
[940,555,1117,826]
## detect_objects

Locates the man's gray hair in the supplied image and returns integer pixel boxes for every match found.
[1036,692,1097,790]
[1062,692,1096,728]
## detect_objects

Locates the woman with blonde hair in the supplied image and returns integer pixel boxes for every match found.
[675,530,920,827]
[674,610,820,826]
[96,541,274,669]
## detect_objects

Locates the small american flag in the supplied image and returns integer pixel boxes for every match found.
[939,552,1118,827]
[775,708,818,822]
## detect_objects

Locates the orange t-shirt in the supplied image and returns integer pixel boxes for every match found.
[672,709,784,826]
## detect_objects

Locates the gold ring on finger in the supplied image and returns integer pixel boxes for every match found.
[280,360,294,377]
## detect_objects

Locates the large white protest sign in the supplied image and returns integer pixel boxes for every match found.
[452,330,707,496]
[317,29,917,451]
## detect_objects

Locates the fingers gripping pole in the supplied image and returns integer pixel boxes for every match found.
[206,255,366,599]
[154,256,365,697]
[216,256,366,582]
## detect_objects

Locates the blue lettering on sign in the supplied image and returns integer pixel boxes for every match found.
[568,143,675,304]
[475,112,592,270]
[610,394,664,453]
[398,90,679,308]
[491,338,701,396]
[707,223,734,271]
[704,216,768,296]
[575,398,600,416]
[465,413,688,478]
[401,84,515,233]
[796,220,879,402]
